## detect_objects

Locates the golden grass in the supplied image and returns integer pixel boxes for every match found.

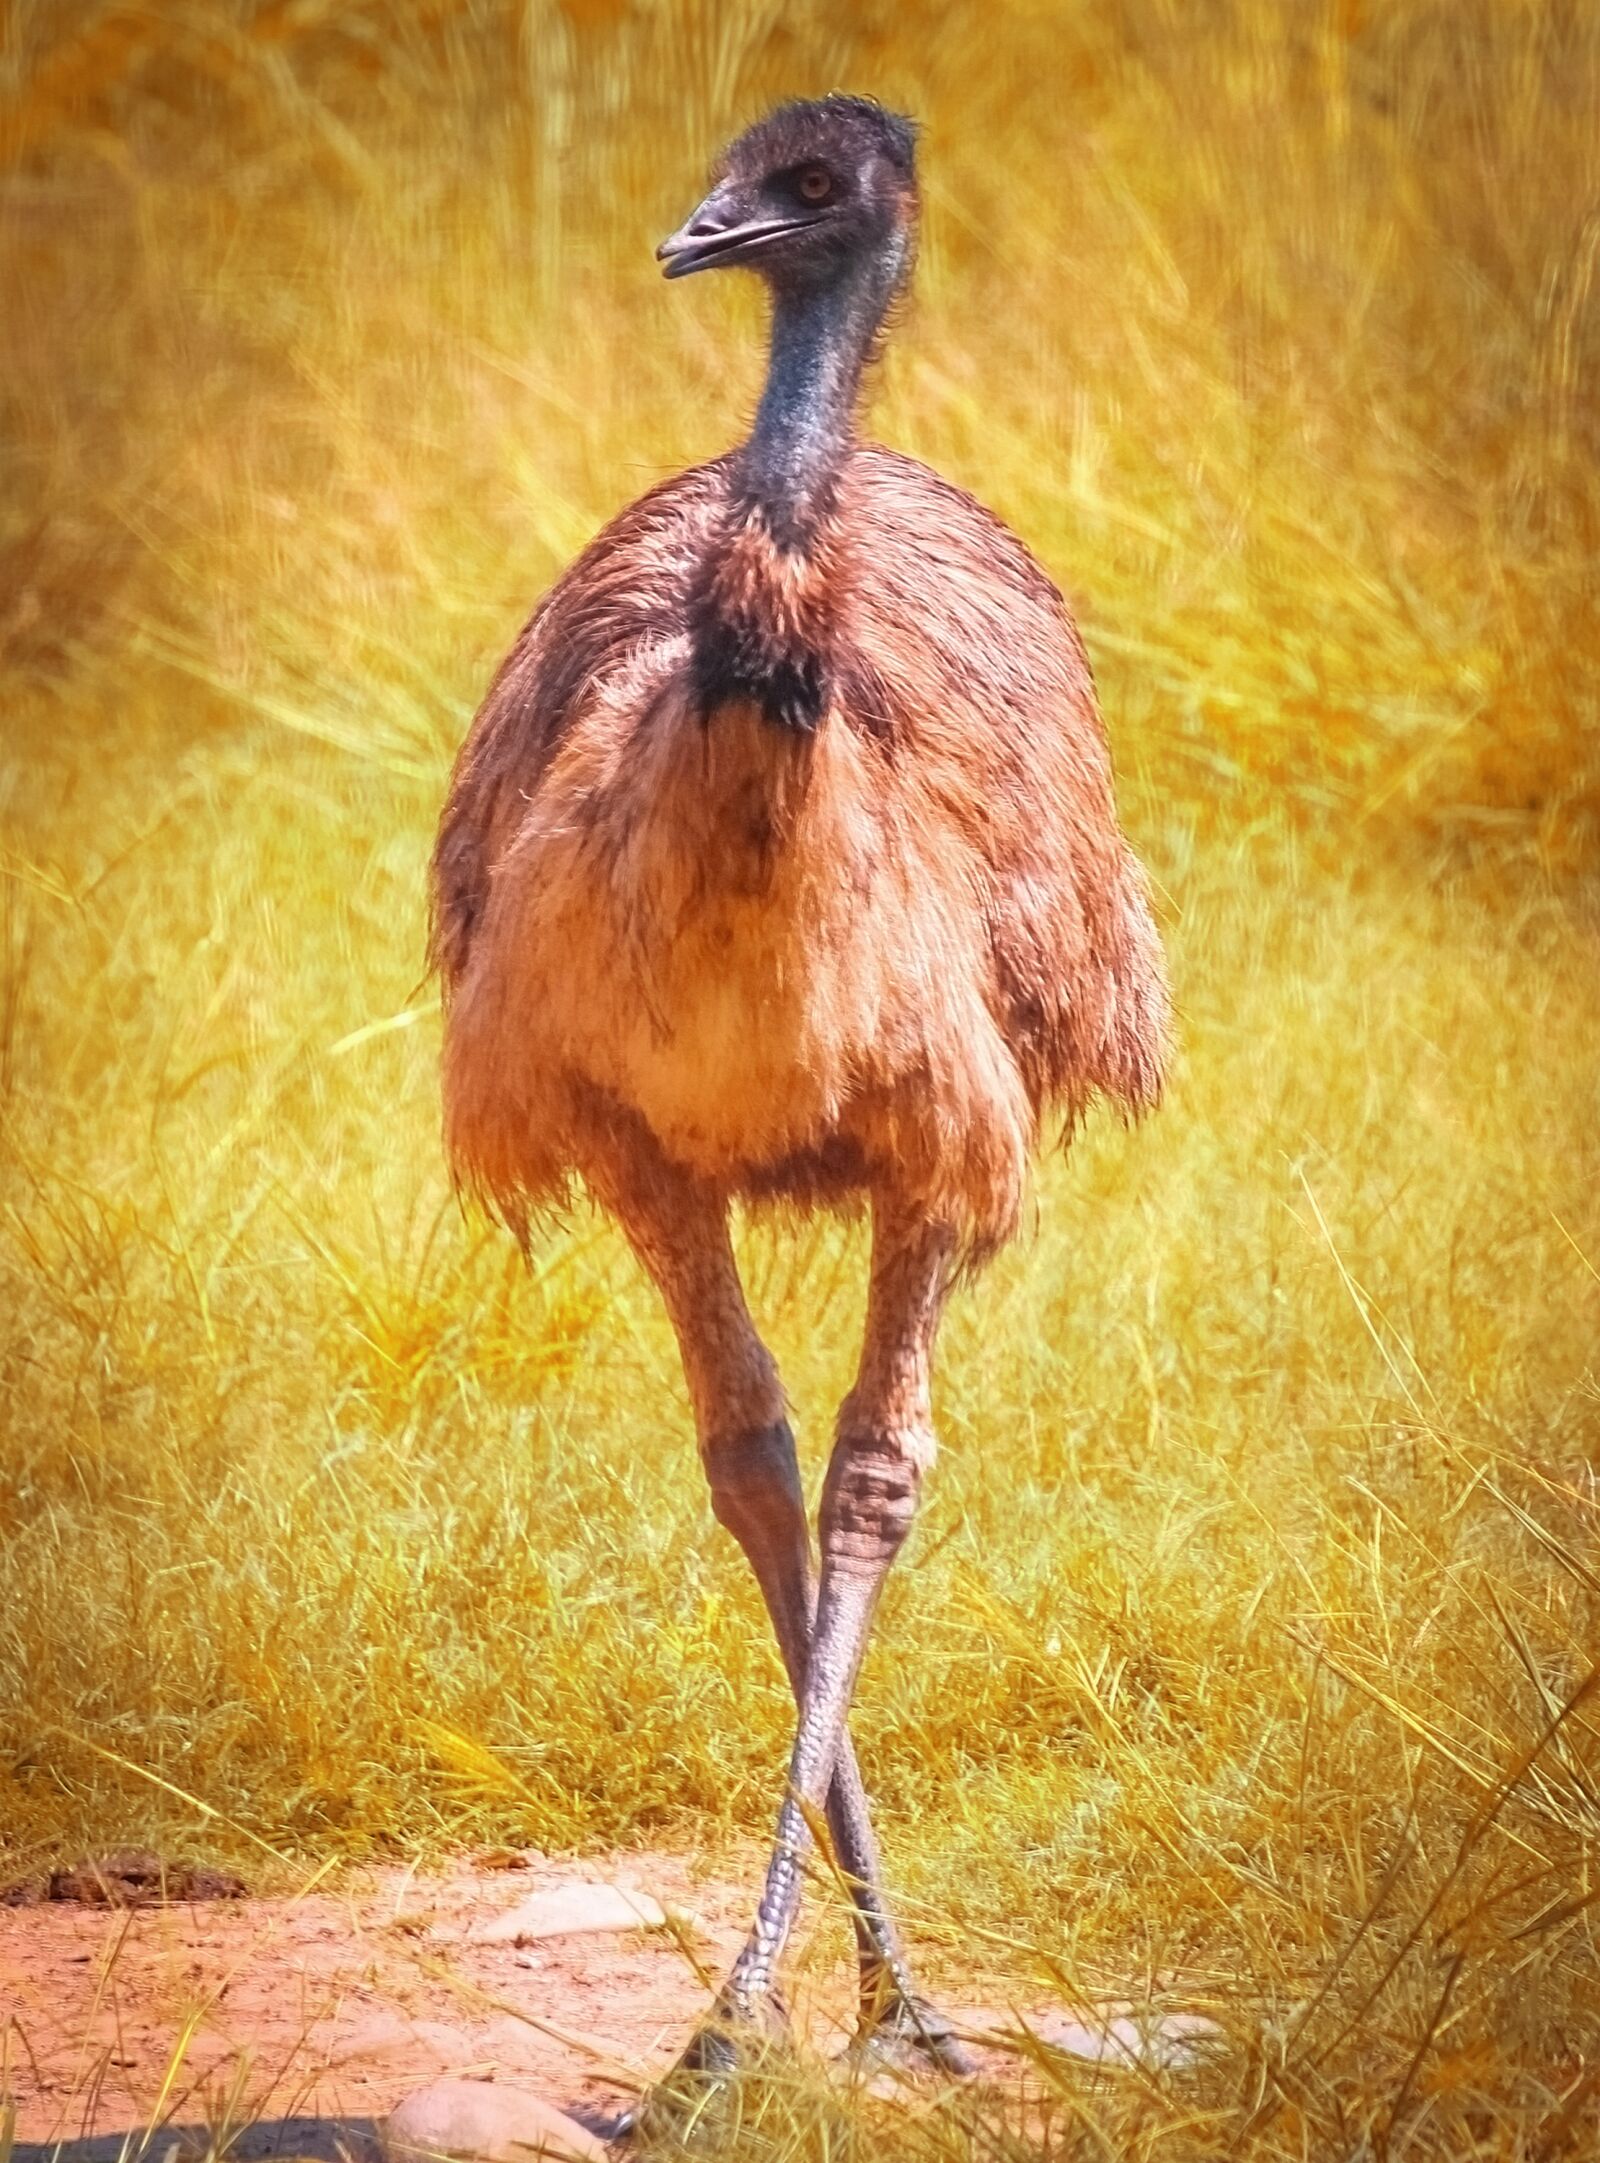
[2,0,1599,2154]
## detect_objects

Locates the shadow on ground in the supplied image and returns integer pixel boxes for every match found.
[10,2102,629,2162]
[9,2118,383,2162]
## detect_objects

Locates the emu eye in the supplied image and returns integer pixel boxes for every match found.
[796,166,833,204]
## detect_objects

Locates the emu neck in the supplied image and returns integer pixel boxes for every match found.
[691,245,900,733]
[739,259,893,548]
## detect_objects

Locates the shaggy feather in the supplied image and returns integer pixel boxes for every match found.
[430,445,1169,1260]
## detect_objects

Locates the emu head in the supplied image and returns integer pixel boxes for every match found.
[657,94,919,297]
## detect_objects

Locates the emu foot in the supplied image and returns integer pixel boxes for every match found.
[615,1986,790,2148]
[844,1991,977,2084]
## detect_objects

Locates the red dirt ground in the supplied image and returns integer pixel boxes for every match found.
[1,1848,1052,2156]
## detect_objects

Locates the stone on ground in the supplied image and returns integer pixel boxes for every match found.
[382,2077,608,2162]
[2,1849,248,1907]
[1034,2009,1222,2069]
[471,1880,666,1944]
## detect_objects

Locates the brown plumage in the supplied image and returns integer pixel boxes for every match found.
[432,446,1165,1259]
[430,94,1169,2111]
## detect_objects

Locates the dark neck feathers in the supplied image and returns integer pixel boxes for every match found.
[689,236,905,734]
[740,244,901,544]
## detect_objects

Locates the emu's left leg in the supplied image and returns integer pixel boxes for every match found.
[718,1197,963,2058]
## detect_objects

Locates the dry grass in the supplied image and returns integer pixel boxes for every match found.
[2,0,1599,2155]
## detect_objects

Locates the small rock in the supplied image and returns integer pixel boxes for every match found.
[471,1881,666,1945]
[413,2019,487,2064]
[383,2077,608,2162]
[477,2015,551,2071]
[330,2010,418,2065]
[1034,2010,1223,2070]
[327,2012,480,2072]
[176,1864,251,1902]
[10,1850,249,1907]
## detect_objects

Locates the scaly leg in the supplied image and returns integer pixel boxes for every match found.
[715,1200,955,2020]
[707,1420,970,2075]
[586,1150,961,2079]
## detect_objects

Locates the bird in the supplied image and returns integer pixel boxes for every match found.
[430,92,1169,2107]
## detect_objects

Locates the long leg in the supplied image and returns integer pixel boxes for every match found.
[713,1194,958,2045]
[703,1422,967,2070]
[584,1149,949,2051]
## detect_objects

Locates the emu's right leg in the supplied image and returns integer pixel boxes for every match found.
[586,1153,950,2071]
[700,1419,968,2076]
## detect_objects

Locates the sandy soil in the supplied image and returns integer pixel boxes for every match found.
[1,1847,1020,2158]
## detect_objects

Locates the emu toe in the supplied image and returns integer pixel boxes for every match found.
[844,1991,977,2085]
[615,1987,792,2147]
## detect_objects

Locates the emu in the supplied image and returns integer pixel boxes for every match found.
[430,95,1169,2098]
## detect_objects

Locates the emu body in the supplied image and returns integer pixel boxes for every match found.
[435,449,1164,1254]
[431,93,1169,2110]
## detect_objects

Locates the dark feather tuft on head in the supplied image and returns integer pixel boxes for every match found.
[721,94,919,189]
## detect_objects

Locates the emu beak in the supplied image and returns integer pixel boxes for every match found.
[657,184,818,279]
